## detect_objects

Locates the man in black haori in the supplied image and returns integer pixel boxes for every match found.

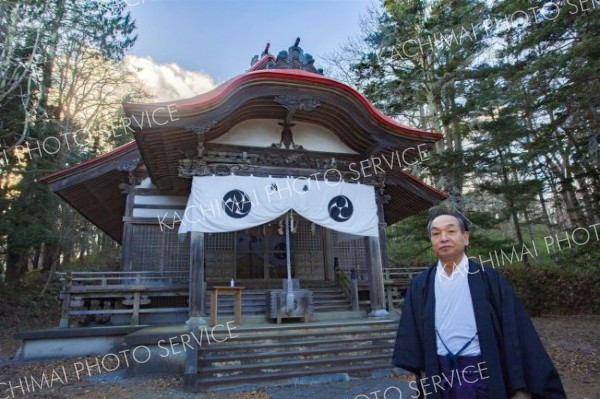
[392,211,566,399]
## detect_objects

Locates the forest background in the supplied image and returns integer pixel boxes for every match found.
[0,0,599,316]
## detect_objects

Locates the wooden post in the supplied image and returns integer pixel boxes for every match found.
[59,272,72,328]
[131,272,141,325]
[322,229,335,281]
[210,288,218,326]
[386,287,393,311]
[277,293,282,325]
[375,193,390,270]
[188,231,206,321]
[350,269,359,311]
[185,231,207,390]
[234,289,242,325]
[366,236,387,316]
[120,181,135,271]
[366,193,389,317]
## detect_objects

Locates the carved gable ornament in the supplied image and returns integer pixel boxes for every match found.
[251,38,324,75]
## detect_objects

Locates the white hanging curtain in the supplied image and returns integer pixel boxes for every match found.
[178,175,379,237]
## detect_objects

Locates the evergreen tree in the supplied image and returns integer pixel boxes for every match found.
[336,0,599,266]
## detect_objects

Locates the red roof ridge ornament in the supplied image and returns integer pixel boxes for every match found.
[250,37,323,75]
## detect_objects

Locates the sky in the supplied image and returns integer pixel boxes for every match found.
[124,0,375,100]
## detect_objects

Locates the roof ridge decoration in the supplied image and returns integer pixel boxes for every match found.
[250,38,324,75]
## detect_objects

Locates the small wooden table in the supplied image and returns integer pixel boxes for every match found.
[210,286,244,326]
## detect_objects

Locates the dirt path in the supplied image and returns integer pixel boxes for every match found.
[532,315,600,398]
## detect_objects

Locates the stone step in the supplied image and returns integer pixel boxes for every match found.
[188,361,394,391]
[200,343,393,363]
[203,329,395,349]
[188,319,399,391]
[202,353,391,374]
[201,320,397,347]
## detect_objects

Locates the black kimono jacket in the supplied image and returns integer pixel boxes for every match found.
[391,260,566,399]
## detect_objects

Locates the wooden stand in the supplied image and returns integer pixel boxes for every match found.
[266,289,313,324]
[210,286,243,326]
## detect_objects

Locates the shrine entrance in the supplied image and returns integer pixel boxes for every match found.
[204,215,327,282]
[233,216,326,281]
[234,227,266,279]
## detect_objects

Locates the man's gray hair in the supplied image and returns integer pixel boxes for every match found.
[426,211,469,237]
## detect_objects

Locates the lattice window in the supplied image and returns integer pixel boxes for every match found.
[206,232,235,280]
[293,221,325,280]
[129,225,190,283]
[161,229,190,278]
[130,224,162,271]
[332,231,368,281]
[205,232,234,251]
[294,221,323,251]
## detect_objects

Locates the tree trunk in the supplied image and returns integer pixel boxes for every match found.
[6,242,26,283]
[62,242,73,266]
[574,174,596,225]
[36,0,66,120]
[42,244,60,272]
[538,187,557,252]
[558,176,586,228]
[498,149,527,263]
[33,245,42,270]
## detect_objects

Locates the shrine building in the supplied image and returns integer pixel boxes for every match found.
[29,39,447,390]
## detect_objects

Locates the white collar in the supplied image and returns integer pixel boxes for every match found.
[436,254,469,278]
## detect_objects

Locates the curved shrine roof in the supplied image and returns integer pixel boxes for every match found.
[122,68,443,193]
[41,41,447,242]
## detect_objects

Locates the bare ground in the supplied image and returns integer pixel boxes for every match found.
[532,315,600,399]
[0,315,598,398]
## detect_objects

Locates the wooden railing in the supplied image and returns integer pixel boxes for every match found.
[57,271,189,328]
[383,267,427,310]
[335,269,360,311]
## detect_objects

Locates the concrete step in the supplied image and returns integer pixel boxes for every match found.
[189,362,393,390]
[199,343,393,363]
[188,319,398,391]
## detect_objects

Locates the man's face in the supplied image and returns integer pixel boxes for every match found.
[429,215,470,265]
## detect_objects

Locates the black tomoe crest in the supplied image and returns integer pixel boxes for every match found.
[222,189,251,218]
[328,195,353,222]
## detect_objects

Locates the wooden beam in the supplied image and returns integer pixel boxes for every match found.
[121,183,135,271]
[45,148,140,192]
[365,235,387,316]
[189,231,206,319]
[376,194,390,271]
[365,194,389,317]
[322,229,335,281]
[185,231,207,385]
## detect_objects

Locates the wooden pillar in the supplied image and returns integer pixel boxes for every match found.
[131,272,141,325]
[323,229,335,281]
[366,236,387,316]
[185,231,207,389]
[350,269,359,311]
[120,180,135,271]
[366,192,389,317]
[376,195,390,271]
[188,231,206,320]
[59,272,72,328]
